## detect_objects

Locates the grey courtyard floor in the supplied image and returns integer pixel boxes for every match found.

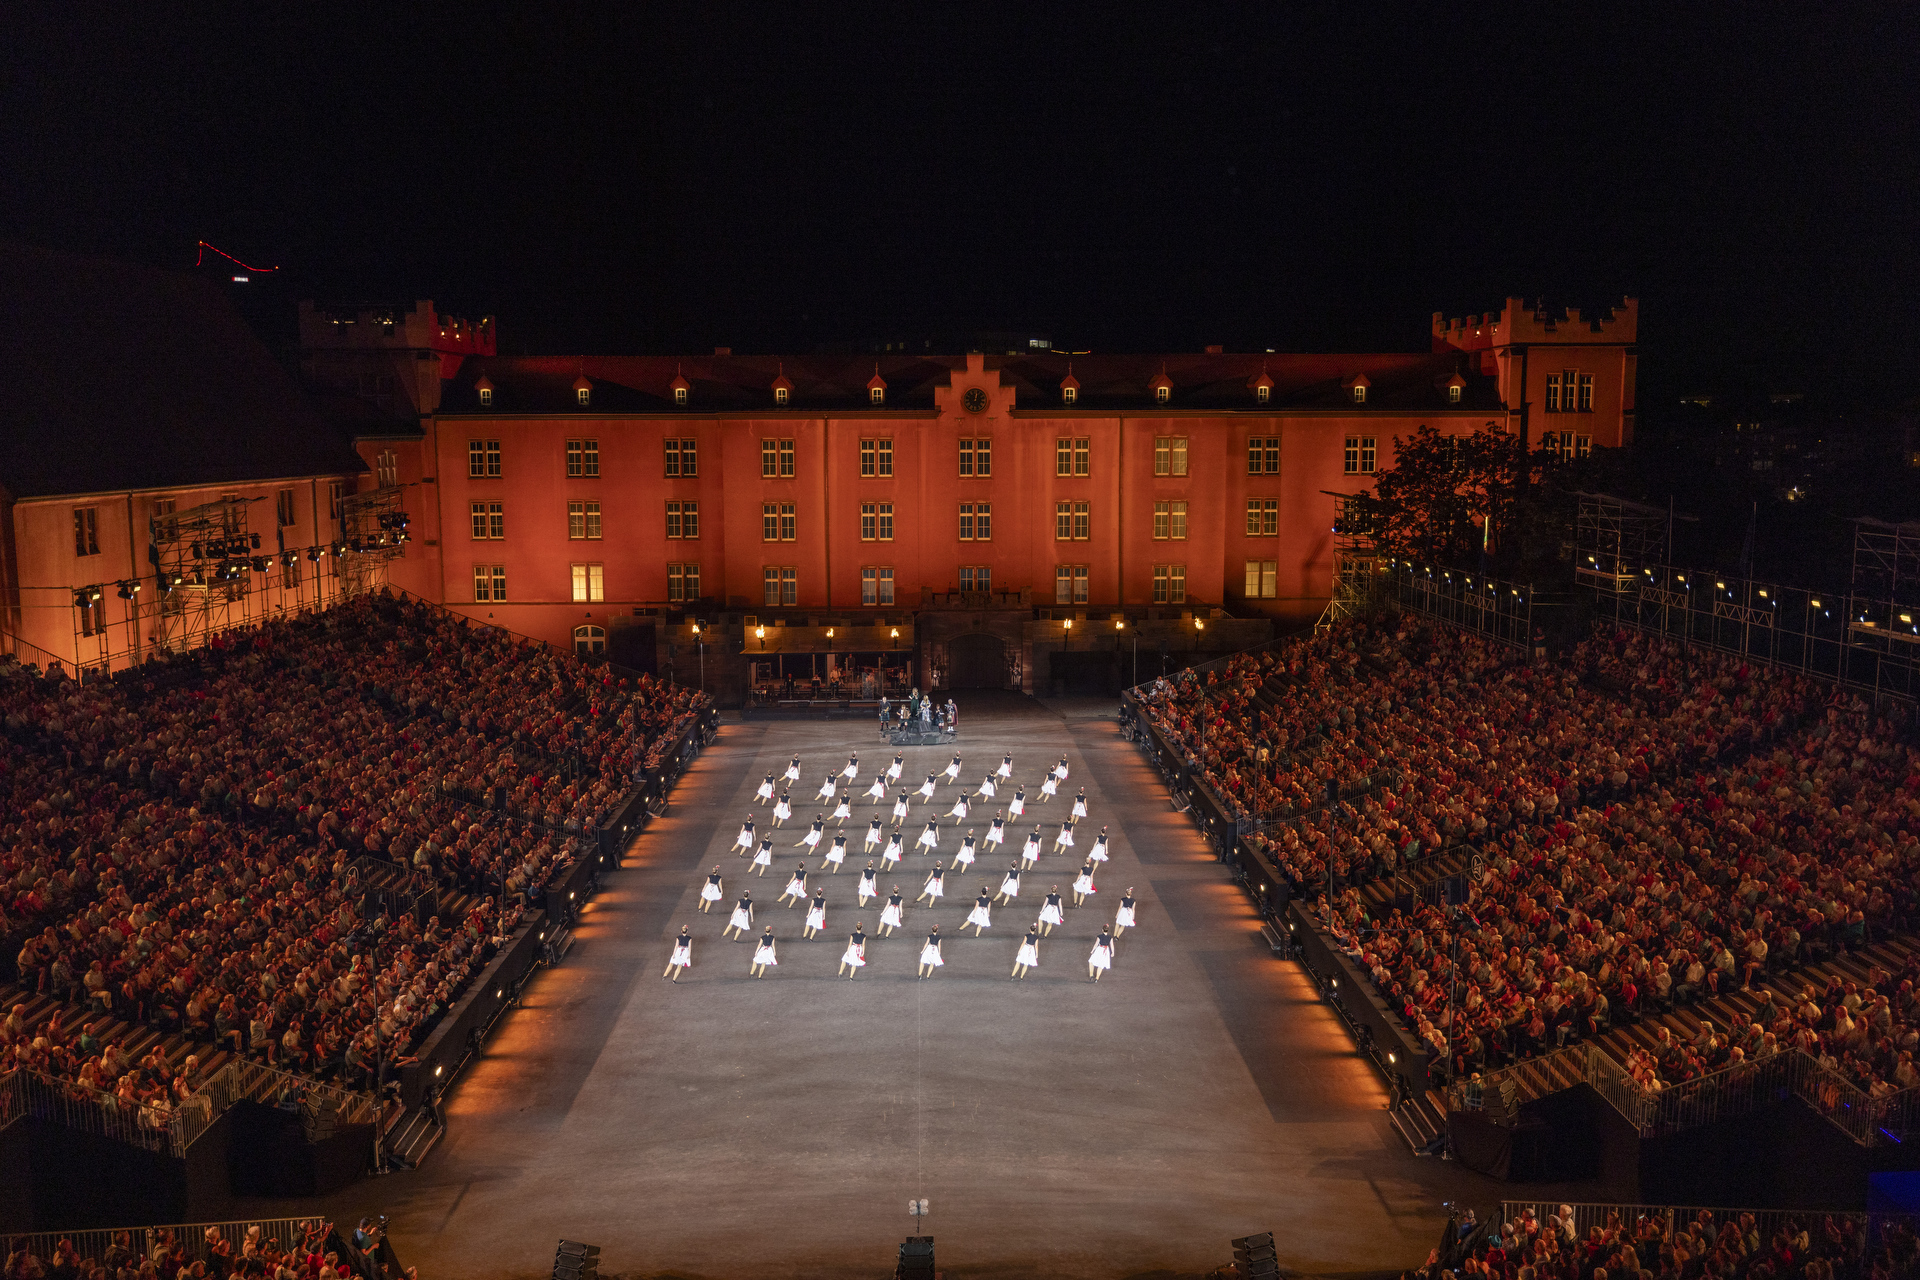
[273,693,1508,1279]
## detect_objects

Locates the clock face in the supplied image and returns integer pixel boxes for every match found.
[962,387,989,414]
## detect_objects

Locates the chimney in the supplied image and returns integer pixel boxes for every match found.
[1204,344,1224,354]
[713,346,732,356]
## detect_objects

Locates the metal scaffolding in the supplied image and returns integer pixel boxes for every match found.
[1573,492,1669,593]
[149,497,261,654]
[338,489,411,597]
[1317,492,1383,633]
[1386,560,1544,651]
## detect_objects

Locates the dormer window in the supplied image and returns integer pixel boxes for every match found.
[870,386,885,405]
[1256,384,1270,404]
[775,386,790,405]
[577,386,591,406]
[1448,384,1462,404]
[1062,385,1077,405]
[675,386,689,406]
[1352,385,1366,404]
[480,387,493,405]
[1156,385,1170,404]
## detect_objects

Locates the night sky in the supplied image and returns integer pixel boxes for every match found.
[4,7,1916,400]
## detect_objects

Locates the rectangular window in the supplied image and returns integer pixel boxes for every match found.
[1244,559,1278,599]
[1072,501,1090,540]
[1152,500,1188,540]
[1055,501,1071,540]
[74,506,100,557]
[958,503,974,540]
[765,566,781,606]
[1152,564,1187,604]
[468,501,503,539]
[1247,436,1280,474]
[960,565,991,592]
[1056,436,1091,477]
[566,438,598,477]
[959,502,992,540]
[870,566,894,605]
[764,503,780,541]
[665,438,697,477]
[153,497,177,540]
[876,503,893,541]
[377,450,399,487]
[567,501,601,539]
[1576,433,1592,458]
[1245,498,1279,537]
[877,438,893,476]
[1153,436,1189,476]
[666,500,699,539]
[1153,502,1169,540]
[276,488,296,527]
[1343,436,1376,474]
[860,438,877,477]
[779,503,795,541]
[861,502,878,541]
[325,484,342,521]
[473,565,506,601]
[958,437,993,477]
[1545,373,1562,414]
[470,502,486,539]
[571,563,605,603]
[468,439,502,478]
[780,439,795,477]
[761,438,796,478]
[668,562,700,603]
[1074,438,1089,475]
[781,567,797,605]
[1054,564,1090,605]
[1578,374,1594,412]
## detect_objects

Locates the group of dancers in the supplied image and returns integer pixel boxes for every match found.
[663,750,1138,983]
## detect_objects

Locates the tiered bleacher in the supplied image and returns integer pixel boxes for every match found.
[0,592,709,1186]
[1134,616,1919,1144]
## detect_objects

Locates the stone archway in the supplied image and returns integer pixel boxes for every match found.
[947,632,1008,689]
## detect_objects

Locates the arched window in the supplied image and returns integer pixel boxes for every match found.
[479,386,493,405]
[1352,385,1367,404]
[1155,385,1170,404]
[1448,384,1462,403]
[775,385,790,405]
[1256,384,1270,404]
[675,386,689,406]
[870,386,885,405]
[1062,385,1076,404]
[573,624,606,657]
[577,385,591,406]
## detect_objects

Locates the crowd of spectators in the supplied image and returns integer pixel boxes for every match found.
[1408,1204,1919,1280]
[2,1216,414,1279]
[0,592,707,1126]
[1139,617,1920,1099]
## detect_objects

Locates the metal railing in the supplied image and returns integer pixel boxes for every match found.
[226,1058,379,1128]
[11,1062,236,1159]
[2,1216,341,1277]
[1495,1203,1920,1261]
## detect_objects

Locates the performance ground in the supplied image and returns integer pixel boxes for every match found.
[276,693,1508,1278]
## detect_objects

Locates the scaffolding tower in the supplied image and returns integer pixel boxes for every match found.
[1846,519,1920,692]
[150,497,261,653]
[1574,492,1669,593]
[338,489,411,597]
[1317,491,1382,633]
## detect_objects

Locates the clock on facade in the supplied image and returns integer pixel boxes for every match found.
[962,387,989,413]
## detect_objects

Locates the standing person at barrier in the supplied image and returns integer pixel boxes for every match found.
[839,924,867,979]
[724,892,755,939]
[700,867,724,913]
[1012,922,1040,980]
[750,927,778,978]
[917,925,944,979]
[879,697,890,735]
[664,926,693,982]
[1088,926,1114,982]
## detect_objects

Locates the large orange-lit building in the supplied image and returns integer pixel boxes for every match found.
[311,296,1637,698]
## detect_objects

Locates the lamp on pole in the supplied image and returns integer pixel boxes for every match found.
[691,621,705,693]
[756,625,766,651]
[1117,618,1136,687]
[1063,617,1072,652]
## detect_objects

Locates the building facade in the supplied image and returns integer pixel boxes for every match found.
[309,297,1637,700]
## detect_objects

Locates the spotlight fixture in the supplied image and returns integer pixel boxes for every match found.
[250,533,261,549]
[190,542,204,559]
[307,548,322,562]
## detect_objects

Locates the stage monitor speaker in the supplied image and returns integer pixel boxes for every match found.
[1232,1232,1279,1278]
[554,1240,599,1280]
[898,1235,934,1280]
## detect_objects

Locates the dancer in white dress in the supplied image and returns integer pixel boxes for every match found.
[772,791,793,826]
[1071,787,1089,819]
[755,774,775,805]
[885,754,905,784]
[1020,826,1043,869]
[832,792,853,825]
[782,755,802,784]
[1054,756,1070,784]
[1071,860,1096,906]
[915,772,938,801]
[891,791,912,825]
[1113,888,1137,935]
[1008,785,1027,818]
[976,774,997,801]
[1012,924,1041,979]
[995,753,1014,781]
[724,891,754,939]
[1039,772,1059,802]
[915,862,945,905]
[966,888,994,935]
[1087,927,1114,981]
[881,829,904,870]
[841,754,861,781]
[779,863,809,907]
[866,774,888,803]
[985,812,1007,849]
[1052,817,1077,855]
[953,831,977,873]
[734,816,757,853]
[664,926,693,981]
[917,925,944,979]
[857,862,879,904]
[995,861,1021,904]
[824,832,848,872]
[915,817,940,852]
[1038,887,1065,935]
[942,754,962,785]
[864,817,885,851]
[838,924,867,979]
[946,792,970,824]
[816,773,839,803]
[795,816,825,850]
[879,888,906,936]
[751,926,778,977]
[752,837,775,875]
[1088,826,1110,865]
[803,889,827,939]
[699,866,724,912]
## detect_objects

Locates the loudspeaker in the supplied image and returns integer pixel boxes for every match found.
[1232,1232,1279,1279]
[554,1240,599,1280]
[897,1235,934,1280]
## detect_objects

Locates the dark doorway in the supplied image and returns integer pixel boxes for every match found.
[948,633,1007,689]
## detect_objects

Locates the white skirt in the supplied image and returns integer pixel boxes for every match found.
[783,765,801,782]
[756,782,774,800]
[1072,799,1088,818]
[952,847,974,869]
[1041,778,1058,797]
[979,779,997,798]
[1114,905,1136,928]
[783,877,807,898]
[922,878,944,898]
[916,829,938,849]
[967,905,993,929]
[824,845,846,866]
[996,761,1013,779]
[773,801,792,821]
[886,763,902,780]
[670,944,692,966]
[841,943,866,966]
[734,830,754,850]
[1057,829,1075,848]
[753,848,772,868]
[833,800,852,820]
[1039,903,1064,925]
[805,905,826,931]
[1000,875,1020,897]
[881,903,904,928]
[1088,845,1106,862]
[916,781,936,799]
[1016,943,1039,967]
[701,882,723,902]
[858,880,877,902]
[1056,764,1069,781]
[947,801,969,820]
[1089,945,1111,970]
[919,943,943,967]
[802,830,822,848]
[817,784,838,801]
[868,780,887,799]
[985,827,1004,846]
[883,843,903,865]
[892,801,911,822]
[1073,873,1095,895]
[842,762,860,779]
[753,943,778,966]
[729,907,753,930]
[943,763,961,780]
[864,829,882,848]
[1009,798,1026,817]
[1022,839,1042,859]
